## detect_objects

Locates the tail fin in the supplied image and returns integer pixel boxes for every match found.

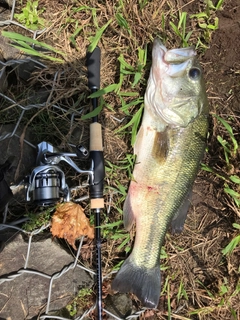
[112,256,161,309]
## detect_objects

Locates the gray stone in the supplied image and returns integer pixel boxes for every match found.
[0,233,94,319]
[0,0,13,7]
[0,65,8,93]
[0,33,46,84]
[0,35,20,61]
[15,59,45,82]
[0,124,37,184]
[104,293,134,319]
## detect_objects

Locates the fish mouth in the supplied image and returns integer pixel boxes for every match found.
[153,38,196,78]
[153,38,196,64]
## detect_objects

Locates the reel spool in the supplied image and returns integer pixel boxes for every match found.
[25,141,92,206]
[25,165,69,206]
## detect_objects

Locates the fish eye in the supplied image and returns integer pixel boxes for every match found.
[189,67,201,80]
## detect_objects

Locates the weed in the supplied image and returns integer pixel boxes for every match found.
[14,0,45,30]
[202,115,239,263]
[138,0,149,10]
[115,12,132,36]
[71,5,112,52]
[114,47,147,145]
[88,19,112,53]
[202,115,240,208]
[66,288,93,316]
[170,11,193,47]
[100,219,131,257]
[88,45,147,98]
[190,0,224,48]
[116,102,144,146]
[177,279,188,302]
[191,277,240,319]
[105,154,135,183]
[22,207,53,232]
[2,31,65,63]
[215,115,238,165]
[222,223,240,255]
[69,23,83,49]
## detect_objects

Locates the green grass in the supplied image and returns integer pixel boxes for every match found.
[190,0,223,48]
[66,288,93,316]
[202,114,240,208]
[202,114,239,279]
[22,207,53,232]
[170,11,193,47]
[222,223,240,255]
[2,31,65,63]
[14,0,45,30]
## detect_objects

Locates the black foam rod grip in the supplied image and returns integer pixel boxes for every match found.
[87,47,101,90]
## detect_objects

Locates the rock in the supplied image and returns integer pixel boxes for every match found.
[0,232,94,319]
[0,33,46,85]
[0,0,13,8]
[0,65,8,93]
[104,293,134,319]
[15,59,46,82]
[0,124,37,184]
[0,35,20,61]
[0,158,13,210]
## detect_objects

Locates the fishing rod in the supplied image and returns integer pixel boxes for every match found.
[86,46,105,319]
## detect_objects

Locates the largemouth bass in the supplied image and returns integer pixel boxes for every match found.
[112,38,209,308]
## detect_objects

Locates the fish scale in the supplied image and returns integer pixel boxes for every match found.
[112,38,209,309]
[131,114,207,263]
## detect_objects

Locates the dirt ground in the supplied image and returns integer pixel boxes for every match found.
[0,0,239,319]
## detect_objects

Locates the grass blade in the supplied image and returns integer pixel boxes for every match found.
[11,45,64,63]
[88,19,112,52]
[222,235,240,255]
[2,31,65,56]
[81,104,103,120]
[89,83,119,98]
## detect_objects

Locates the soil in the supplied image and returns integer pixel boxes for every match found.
[0,0,239,319]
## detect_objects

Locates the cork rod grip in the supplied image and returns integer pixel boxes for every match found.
[90,123,103,151]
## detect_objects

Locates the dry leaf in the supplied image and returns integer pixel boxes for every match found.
[51,202,94,249]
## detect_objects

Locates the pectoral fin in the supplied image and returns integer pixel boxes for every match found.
[123,192,135,231]
[134,125,144,156]
[152,129,169,164]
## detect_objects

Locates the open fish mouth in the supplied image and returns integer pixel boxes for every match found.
[154,38,196,63]
[153,38,196,78]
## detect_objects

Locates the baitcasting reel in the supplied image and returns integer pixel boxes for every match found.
[25,141,93,206]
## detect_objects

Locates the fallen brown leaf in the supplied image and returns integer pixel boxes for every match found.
[51,202,94,249]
